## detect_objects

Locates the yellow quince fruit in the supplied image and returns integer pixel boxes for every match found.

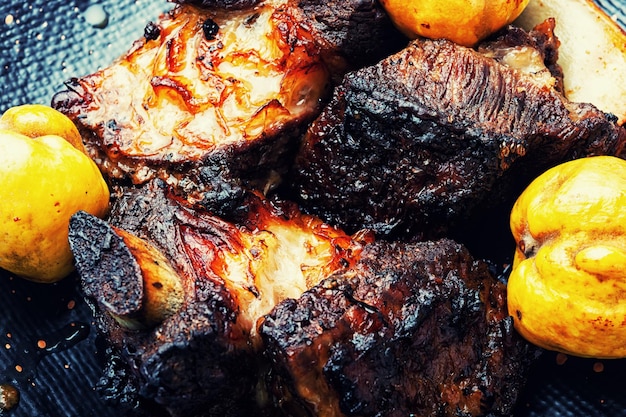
[0,105,109,283]
[508,155,626,358]
[379,0,530,47]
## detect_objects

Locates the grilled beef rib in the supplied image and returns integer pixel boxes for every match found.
[54,4,624,417]
[291,21,626,243]
[68,182,535,416]
[52,0,403,214]
[261,239,537,417]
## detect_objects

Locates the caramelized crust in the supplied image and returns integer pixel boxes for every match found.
[68,180,372,416]
[291,22,626,245]
[53,2,331,209]
[52,0,403,213]
[261,239,538,417]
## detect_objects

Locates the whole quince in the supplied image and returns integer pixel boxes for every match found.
[0,103,87,154]
[0,105,109,283]
[379,0,530,47]
[508,155,626,358]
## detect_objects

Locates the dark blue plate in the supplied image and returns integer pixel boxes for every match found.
[0,1,624,416]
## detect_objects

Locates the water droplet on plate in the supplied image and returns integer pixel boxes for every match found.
[83,4,109,29]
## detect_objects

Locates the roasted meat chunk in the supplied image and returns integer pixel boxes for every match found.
[175,0,262,10]
[291,21,626,244]
[52,0,402,213]
[67,180,536,417]
[53,2,329,212]
[68,180,372,416]
[174,0,405,77]
[260,239,538,417]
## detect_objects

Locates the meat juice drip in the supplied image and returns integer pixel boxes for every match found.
[6,322,90,375]
[38,321,90,355]
[0,383,19,414]
[0,322,89,413]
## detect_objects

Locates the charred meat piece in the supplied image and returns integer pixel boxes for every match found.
[53,2,330,213]
[292,0,406,78]
[52,1,403,213]
[260,239,538,417]
[68,180,372,417]
[68,181,537,417]
[174,0,262,10]
[291,21,626,243]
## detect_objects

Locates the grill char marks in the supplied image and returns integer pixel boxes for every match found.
[260,239,538,417]
[68,180,370,417]
[291,23,626,242]
[52,1,331,214]
[51,0,404,214]
[172,0,262,9]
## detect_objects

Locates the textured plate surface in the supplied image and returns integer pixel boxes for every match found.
[0,0,625,416]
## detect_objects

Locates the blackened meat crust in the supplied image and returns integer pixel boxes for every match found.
[295,0,406,79]
[68,179,371,417]
[291,25,626,243]
[70,182,261,417]
[260,239,538,417]
[173,0,261,9]
[52,0,405,215]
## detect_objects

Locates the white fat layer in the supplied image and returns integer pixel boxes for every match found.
[87,0,325,160]
[220,221,338,340]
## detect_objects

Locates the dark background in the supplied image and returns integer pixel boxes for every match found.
[1,0,625,416]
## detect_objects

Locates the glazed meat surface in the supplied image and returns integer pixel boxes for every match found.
[291,22,626,243]
[175,0,405,76]
[52,0,402,213]
[68,180,371,417]
[260,239,537,417]
[68,183,536,417]
[55,4,573,417]
[53,1,328,212]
